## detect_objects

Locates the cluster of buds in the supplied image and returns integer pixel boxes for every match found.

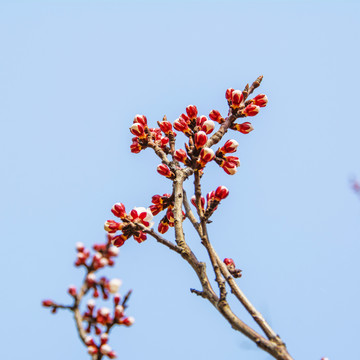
[191,186,229,219]
[223,258,242,278]
[104,204,154,247]
[43,237,134,359]
[130,115,170,154]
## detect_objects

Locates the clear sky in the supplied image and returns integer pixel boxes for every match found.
[1,1,360,359]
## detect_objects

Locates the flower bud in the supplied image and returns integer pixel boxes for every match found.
[191,195,205,211]
[201,119,215,134]
[100,333,109,344]
[209,109,224,124]
[122,316,135,326]
[174,148,188,163]
[173,118,191,135]
[115,305,124,318]
[220,160,238,175]
[243,104,260,117]
[133,114,147,127]
[112,234,128,247]
[186,105,198,119]
[108,351,117,359]
[134,231,147,243]
[252,94,268,107]
[233,122,254,134]
[149,204,162,215]
[158,220,169,234]
[108,245,119,256]
[130,138,142,153]
[108,278,122,294]
[130,123,145,138]
[158,120,173,134]
[100,344,112,355]
[225,88,234,101]
[88,346,98,355]
[223,258,235,266]
[86,273,96,285]
[42,299,54,307]
[85,336,95,346]
[157,164,174,179]
[111,203,126,219]
[68,285,77,297]
[194,131,207,149]
[114,294,121,305]
[231,90,244,108]
[104,220,122,234]
[220,139,239,154]
[76,242,85,251]
[198,147,215,167]
[87,299,96,309]
[215,186,229,201]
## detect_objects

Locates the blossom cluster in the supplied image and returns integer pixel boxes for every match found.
[42,237,134,359]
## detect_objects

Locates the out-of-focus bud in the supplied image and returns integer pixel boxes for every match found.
[99,307,111,316]
[225,88,234,101]
[201,119,215,134]
[133,114,147,127]
[186,105,198,119]
[68,285,77,297]
[209,109,224,124]
[130,123,146,138]
[108,279,122,294]
[194,131,208,149]
[157,164,175,179]
[85,336,96,346]
[220,139,239,154]
[174,149,188,163]
[224,258,235,266]
[76,242,85,251]
[111,203,127,219]
[231,90,244,108]
[100,344,112,355]
[108,350,117,359]
[42,300,54,307]
[198,147,215,167]
[158,121,173,134]
[108,245,119,256]
[121,316,135,326]
[100,333,109,344]
[215,186,229,201]
[87,299,96,310]
[252,94,268,107]
[158,219,169,234]
[104,220,123,234]
[233,122,254,134]
[87,346,98,355]
[114,294,121,306]
[86,273,96,286]
[243,104,260,117]
[115,305,124,318]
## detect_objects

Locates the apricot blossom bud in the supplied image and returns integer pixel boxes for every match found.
[76,242,85,251]
[100,344,112,355]
[157,164,174,179]
[186,105,198,119]
[88,346,98,355]
[233,122,254,134]
[173,118,191,135]
[42,300,54,307]
[220,139,239,154]
[133,114,147,127]
[224,258,235,267]
[104,220,122,234]
[194,131,207,149]
[85,336,96,346]
[122,316,135,326]
[158,120,173,134]
[209,109,224,124]
[68,285,77,297]
[108,278,122,294]
[86,273,96,285]
[87,299,96,310]
[158,220,169,234]
[191,195,205,211]
[112,234,128,247]
[252,94,268,107]
[215,186,229,201]
[231,90,244,108]
[111,203,126,219]
[201,119,215,134]
[198,147,215,167]
[225,88,234,101]
[243,104,260,117]
[130,123,145,138]
[174,148,188,163]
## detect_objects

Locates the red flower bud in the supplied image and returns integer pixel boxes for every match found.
[130,123,145,138]
[158,220,169,234]
[173,118,191,135]
[111,203,127,219]
[104,220,123,234]
[112,234,128,247]
[157,164,174,178]
[174,148,188,163]
[201,120,215,134]
[42,300,54,307]
[191,195,205,211]
[68,285,77,297]
[252,94,268,107]
[233,122,254,134]
[231,90,244,108]
[224,258,235,266]
[88,346,98,355]
[149,204,162,215]
[220,159,239,175]
[158,121,173,134]
[220,139,239,154]
[130,137,142,153]
[198,147,215,167]
[121,316,135,326]
[133,114,147,127]
[134,231,147,243]
[194,131,208,149]
[243,104,260,117]
[179,113,190,124]
[186,105,198,119]
[215,186,229,201]
[225,88,234,101]
[209,110,224,124]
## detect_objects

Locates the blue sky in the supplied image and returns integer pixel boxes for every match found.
[1,1,360,359]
